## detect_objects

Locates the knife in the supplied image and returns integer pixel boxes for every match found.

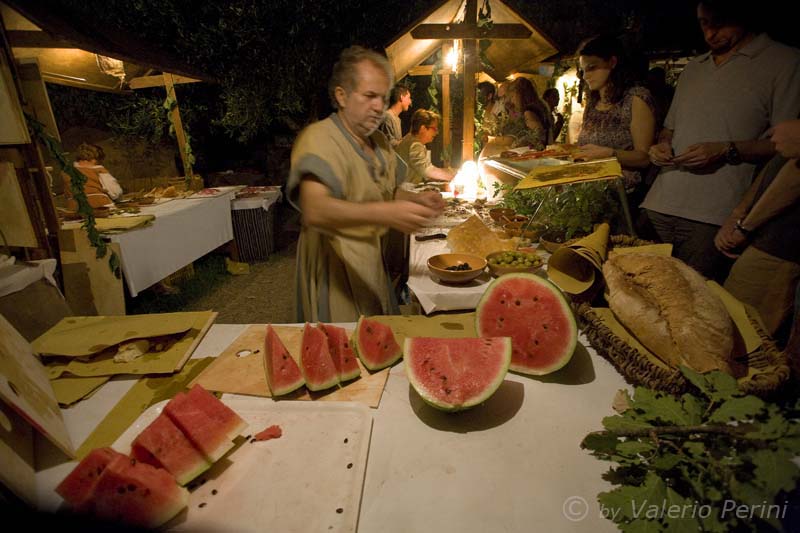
[415,233,448,241]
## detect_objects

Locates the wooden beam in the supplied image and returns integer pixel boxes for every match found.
[163,73,193,178]
[129,74,200,90]
[6,30,74,48]
[462,39,477,163]
[408,65,434,76]
[40,74,128,93]
[411,24,531,40]
[440,43,451,166]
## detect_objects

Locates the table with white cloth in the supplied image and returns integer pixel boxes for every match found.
[108,189,238,297]
[33,322,625,532]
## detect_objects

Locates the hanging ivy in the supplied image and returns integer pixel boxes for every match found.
[26,115,121,277]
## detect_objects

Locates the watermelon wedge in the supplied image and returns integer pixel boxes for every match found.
[476,273,577,375]
[90,455,189,528]
[353,316,402,371]
[164,386,246,462]
[264,324,305,395]
[299,323,340,391]
[131,413,211,485]
[56,447,127,511]
[319,323,361,382]
[405,337,511,411]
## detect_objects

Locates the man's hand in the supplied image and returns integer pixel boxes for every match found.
[648,142,674,166]
[713,216,746,258]
[383,201,440,234]
[573,144,613,161]
[768,120,800,159]
[672,142,727,169]
[413,191,446,212]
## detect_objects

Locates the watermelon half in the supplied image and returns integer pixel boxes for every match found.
[300,323,340,391]
[319,323,362,382]
[264,325,305,395]
[90,455,189,528]
[353,316,402,371]
[405,337,511,411]
[476,273,577,375]
[131,413,211,485]
[56,447,127,512]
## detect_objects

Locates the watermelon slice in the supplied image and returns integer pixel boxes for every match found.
[90,455,188,528]
[353,316,402,371]
[319,323,361,382]
[164,386,246,462]
[404,337,511,411]
[56,447,127,511]
[264,324,305,395]
[131,413,211,485]
[476,273,577,375]
[299,323,340,391]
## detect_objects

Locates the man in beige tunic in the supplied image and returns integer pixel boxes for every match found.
[287,46,445,322]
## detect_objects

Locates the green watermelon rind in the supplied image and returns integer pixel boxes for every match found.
[404,337,512,412]
[353,316,403,371]
[264,325,306,396]
[476,272,578,376]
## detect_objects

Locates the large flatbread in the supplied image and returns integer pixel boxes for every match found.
[446,216,517,258]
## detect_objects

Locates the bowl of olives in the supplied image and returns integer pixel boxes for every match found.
[486,250,545,277]
[427,253,487,284]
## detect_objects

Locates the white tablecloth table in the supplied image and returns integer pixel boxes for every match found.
[108,191,237,296]
[34,323,624,532]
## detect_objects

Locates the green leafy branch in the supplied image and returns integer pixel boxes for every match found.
[582,367,800,532]
[163,95,196,181]
[26,115,120,277]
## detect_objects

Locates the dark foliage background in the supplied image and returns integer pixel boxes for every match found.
[11,0,795,173]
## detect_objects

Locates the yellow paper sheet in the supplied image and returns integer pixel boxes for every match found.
[608,243,673,257]
[546,223,610,294]
[44,311,216,378]
[592,308,673,370]
[76,357,214,458]
[706,281,761,353]
[370,313,477,345]
[33,312,204,357]
[50,375,110,406]
[515,159,622,189]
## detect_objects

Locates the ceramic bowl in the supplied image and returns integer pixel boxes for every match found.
[486,250,545,277]
[502,221,543,240]
[427,253,487,284]
[488,207,515,223]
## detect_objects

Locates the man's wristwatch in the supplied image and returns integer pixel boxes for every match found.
[725,142,742,165]
[734,218,752,236]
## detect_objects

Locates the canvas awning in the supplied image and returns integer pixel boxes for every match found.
[385,0,558,81]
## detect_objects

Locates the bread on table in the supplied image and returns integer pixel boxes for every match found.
[602,253,734,374]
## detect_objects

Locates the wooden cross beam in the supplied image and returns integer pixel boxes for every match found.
[411,0,531,162]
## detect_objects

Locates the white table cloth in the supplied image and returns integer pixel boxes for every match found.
[35,323,623,532]
[231,187,282,211]
[109,192,236,296]
[0,254,58,298]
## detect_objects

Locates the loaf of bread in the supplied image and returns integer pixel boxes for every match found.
[602,253,734,374]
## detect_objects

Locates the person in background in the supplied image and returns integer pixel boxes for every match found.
[477,81,499,143]
[64,142,123,210]
[379,85,411,147]
[573,34,657,193]
[287,46,444,322]
[542,88,565,141]
[395,109,456,184]
[643,0,800,281]
[503,77,551,150]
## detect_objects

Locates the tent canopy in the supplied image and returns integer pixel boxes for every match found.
[385,0,558,82]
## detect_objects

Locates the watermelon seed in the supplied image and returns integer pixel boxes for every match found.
[534,340,539,345]
[500,299,505,304]
[533,296,539,302]
[282,355,288,360]
[366,326,373,334]
[130,458,136,465]
[212,489,218,495]
[117,486,126,494]
[515,299,521,306]
[199,502,207,508]
[344,438,349,443]
[445,388,452,395]
[336,508,344,514]
[543,324,549,330]
[245,435,252,440]
[347,463,353,469]
[127,484,136,492]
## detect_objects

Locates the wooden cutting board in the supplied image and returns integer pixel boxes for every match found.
[191,325,390,408]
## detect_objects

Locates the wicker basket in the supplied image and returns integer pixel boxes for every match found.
[575,235,791,397]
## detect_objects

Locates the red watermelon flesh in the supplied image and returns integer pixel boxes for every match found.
[56,447,126,511]
[476,273,577,375]
[404,337,511,411]
[90,455,188,528]
[185,384,248,441]
[300,323,340,391]
[164,391,234,462]
[353,316,402,371]
[319,323,361,381]
[265,325,305,395]
[131,413,211,486]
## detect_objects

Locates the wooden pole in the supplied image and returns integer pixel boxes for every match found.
[441,43,452,167]
[163,73,193,178]
[461,0,478,163]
